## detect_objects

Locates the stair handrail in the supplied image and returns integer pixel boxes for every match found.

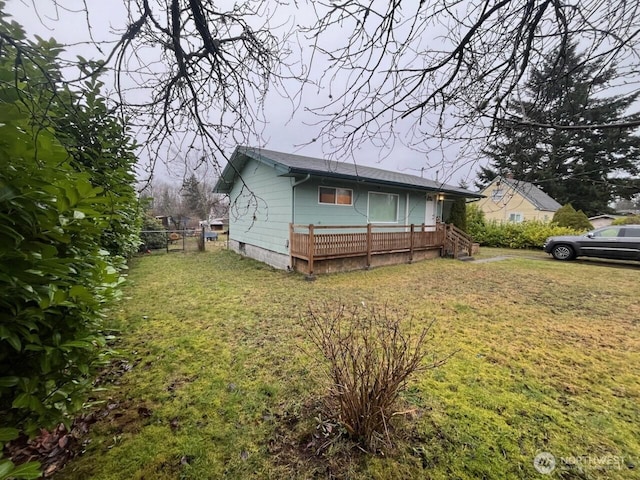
[445,224,474,258]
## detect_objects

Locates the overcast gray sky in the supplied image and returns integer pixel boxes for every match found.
[6,0,481,188]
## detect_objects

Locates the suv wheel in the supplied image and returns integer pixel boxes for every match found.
[551,244,575,261]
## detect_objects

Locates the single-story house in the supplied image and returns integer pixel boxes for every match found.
[475,176,561,223]
[589,211,640,228]
[213,147,483,274]
[588,214,622,229]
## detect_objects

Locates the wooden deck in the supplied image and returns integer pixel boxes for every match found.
[290,223,467,274]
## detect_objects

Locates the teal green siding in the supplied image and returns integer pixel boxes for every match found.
[229,164,445,256]
[229,159,293,254]
[294,179,430,226]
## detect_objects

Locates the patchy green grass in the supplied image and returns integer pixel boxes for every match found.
[59,250,640,479]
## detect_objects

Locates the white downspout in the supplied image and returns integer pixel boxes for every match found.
[289,174,311,271]
[291,174,311,224]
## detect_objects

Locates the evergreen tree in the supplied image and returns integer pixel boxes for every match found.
[448,198,468,232]
[181,173,208,220]
[552,204,593,231]
[477,43,640,216]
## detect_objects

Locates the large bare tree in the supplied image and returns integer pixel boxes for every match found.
[4,0,302,180]
[305,0,640,167]
[9,0,640,174]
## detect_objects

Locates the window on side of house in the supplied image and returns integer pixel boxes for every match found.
[509,212,523,223]
[368,192,399,223]
[318,186,353,205]
[491,189,505,202]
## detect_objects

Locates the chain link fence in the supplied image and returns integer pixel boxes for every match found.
[139,227,226,254]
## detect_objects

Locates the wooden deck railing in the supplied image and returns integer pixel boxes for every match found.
[290,223,447,273]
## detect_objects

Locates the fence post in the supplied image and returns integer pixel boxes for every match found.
[308,224,315,275]
[199,226,205,252]
[366,223,372,268]
[409,224,415,262]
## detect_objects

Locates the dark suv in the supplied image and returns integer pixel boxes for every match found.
[543,225,640,261]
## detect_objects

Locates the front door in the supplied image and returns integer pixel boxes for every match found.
[425,195,436,230]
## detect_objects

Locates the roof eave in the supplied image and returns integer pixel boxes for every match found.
[286,167,484,199]
[213,147,291,193]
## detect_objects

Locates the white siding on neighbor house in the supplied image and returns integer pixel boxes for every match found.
[228,158,293,255]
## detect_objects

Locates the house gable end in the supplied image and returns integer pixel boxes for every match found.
[480,177,561,213]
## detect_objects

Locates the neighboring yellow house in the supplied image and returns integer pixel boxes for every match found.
[475,176,561,223]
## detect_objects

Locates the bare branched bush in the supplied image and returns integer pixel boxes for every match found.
[305,303,451,452]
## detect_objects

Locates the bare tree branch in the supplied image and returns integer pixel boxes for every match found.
[304,0,640,169]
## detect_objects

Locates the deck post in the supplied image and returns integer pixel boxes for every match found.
[409,224,415,262]
[308,224,315,275]
[366,223,372,268]
[289,223,294,270]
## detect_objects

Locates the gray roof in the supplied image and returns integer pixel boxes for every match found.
[491,177,562,212]
[588,214,623,220]
[214,146,483,198]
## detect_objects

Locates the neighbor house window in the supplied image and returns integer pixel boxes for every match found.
[368,192,399,223]
[318,187,353,205]
[491,189,505,202]
[509,212,523,223]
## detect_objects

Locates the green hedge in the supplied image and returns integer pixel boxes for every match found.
[612,215,640,225]
[0,17,138,436]
[465,204,587,249]
[468,220,582,249]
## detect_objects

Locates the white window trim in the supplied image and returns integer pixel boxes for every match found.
[509,212,523,223]
[367,191,400,224]
[318,186,353,206]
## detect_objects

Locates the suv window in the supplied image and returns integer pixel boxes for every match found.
[593,227,621,238]
[622,227,640,237]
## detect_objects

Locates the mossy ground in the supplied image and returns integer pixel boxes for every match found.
[58,247,640,479]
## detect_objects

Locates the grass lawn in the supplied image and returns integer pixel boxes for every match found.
[58,247,640,479]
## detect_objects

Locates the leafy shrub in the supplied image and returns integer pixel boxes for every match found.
[306,303,450,451]
[465,203,589,248]
[0,18,134,436]
[448,198,467,232]
[466,204,486,239]
[612,215,640,225]
[0,430,40,479]
[468,220,581,249]
[140,215,168,250]
[0,123,121,433]
[552,204,593,230]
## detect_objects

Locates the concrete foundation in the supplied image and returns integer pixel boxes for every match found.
[228,239,290,270]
